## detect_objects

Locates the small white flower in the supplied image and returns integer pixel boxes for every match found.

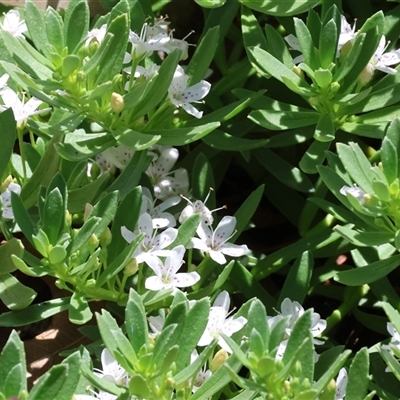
[340,185,366,204]
[338,16,357,49]
[368,35,400,75]
[188,216,249,265]
[141,187,180,229]
[85,24,107,46]
[148,315,165,336]
[1,182,21,220]
[94,349,129,386]
[0,10,27,39]
[198,291,247,352]
[144,245,200,294]
[95,145,134,172]
[146,147,189,200]
[267,298,327,360]
[0,88,50,126]
[0,73,9,94]
[190,350,212,393]
[121,212,178,265]
[168,65,211,119]
[129,24,170,59]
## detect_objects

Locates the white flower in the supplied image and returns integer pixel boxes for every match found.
[128,24,170,59]
[95,145,134,172]
[148,315,165,336]
[141,187,180,229]
[340,185,366,204]
[338,16,357,49]
[0,88,50,126]
[144,245,200,294]
[121,212,178,265]
[190,350,212,393]
[188,216,249,265]
[267,298,327,360]
[1,182,21,219]
[198,291,247,352]
[335,368,348,400]
[368,35,400,75]
[0,10,27,39]
[94,349,129,386]
[85,24,107,46]
[168,65,211,119]
[146,147,189,200]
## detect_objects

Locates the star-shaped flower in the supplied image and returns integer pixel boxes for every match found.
[0,88,50,127]
[168,65,211,119]
[368,35,400,75]
[144,245,200,294]
[85,24,107,46]
[0,10,27,39]
[198,291,247,352]
[121,212,178,265]
[340,185,366,204]
[188,216,249,265]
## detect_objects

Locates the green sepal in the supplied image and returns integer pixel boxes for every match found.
[69,291,93,324]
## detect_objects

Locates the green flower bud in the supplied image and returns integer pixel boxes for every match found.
[124,258,138,276]
[319,378,336,400]
[292,65,304,79]
[111,92,124,112]
[330,81,341,94]
[88,40,100,57]
[76,71,86,82]
[340,40,353,57]
[210,349,229,372]
[85,278,96,288]
[358,63,374,86]
[100,227,112,247]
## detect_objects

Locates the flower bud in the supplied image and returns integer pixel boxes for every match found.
[340,40,353,57]
[210,349,229,372]
[124,258,138,276]
[85,278,96,288]
[88,234,99,250]
[84,203,93,222]
[292,65,304,79]
[65,210,72,228]
[76,71,86,82]
[319,378,336,400]
[358,63,374,86]
[100,227,112,247]
[111,92,124,112]
[88,40,100,57]
[1,175,13,192]
[330,81,340,94]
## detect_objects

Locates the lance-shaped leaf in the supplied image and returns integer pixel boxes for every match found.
[238,0,320,16]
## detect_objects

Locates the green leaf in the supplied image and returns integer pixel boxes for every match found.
[254,149,314,193]
[0,239,24,275]
[299,140,331,174]
[346,347,369,400]
[114,129,160,151]
[186,26,219,86]
[69,292,93,324]
[314,114,335,142]
[382,124,399,184]
[64,0,89,53]
[247,299,268,350]
[11,192,36,246]
[58,351,82,400]
[87,191,118,238]
[249,110,320,130]
[42,187,64,245]
[264,24,293,67]
[62,54,80,77]
[382,302,400,336]
[335,254,400,285]
[319,19,338,68]
[0,109,16,181]
[25,0,51,57]
[108,186,142,263]
[294,17,317,69]
[45,7,65,54]
[20,134,62,209]
[192,153,216,208]
[0,297,70,327]
[0,273,36,310]
[97,233,143,287]
[168,213,202,249]
[66,216,101,256]
[0,331,27,395]
[202,130,269,151]
[279,251,313,305]
[241,6,268,55]
[238,0,320,16]
[125,289,149,354]
[175,298,210,372]
[27,364,68,400]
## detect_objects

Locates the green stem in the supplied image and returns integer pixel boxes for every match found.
[17,127,27,184]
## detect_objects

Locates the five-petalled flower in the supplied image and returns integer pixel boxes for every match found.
[0,10,27,39]
[188,216,249,265]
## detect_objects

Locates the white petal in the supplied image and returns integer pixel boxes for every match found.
[284,34,301,51]
[222,316,247,336]
[212,216,237,247]
[153,227,178,250]
[173,271,200,288]
[145,275,166,291]
[181,102,203,119]
[182,80,211,102]
[121,226,135,244]
[335,368,348,399]
[213,291,230,311]
[188,237,209,252]
[220,243,249,258]
[209,249,227,265]
[138,212,153,245]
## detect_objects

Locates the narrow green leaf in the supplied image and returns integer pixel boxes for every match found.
[45,7,65,53]
[0,273,36,310]
[0,108,16,181]
[64,0,89,53]
[346,347,369,400]
[66,216,101,256]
